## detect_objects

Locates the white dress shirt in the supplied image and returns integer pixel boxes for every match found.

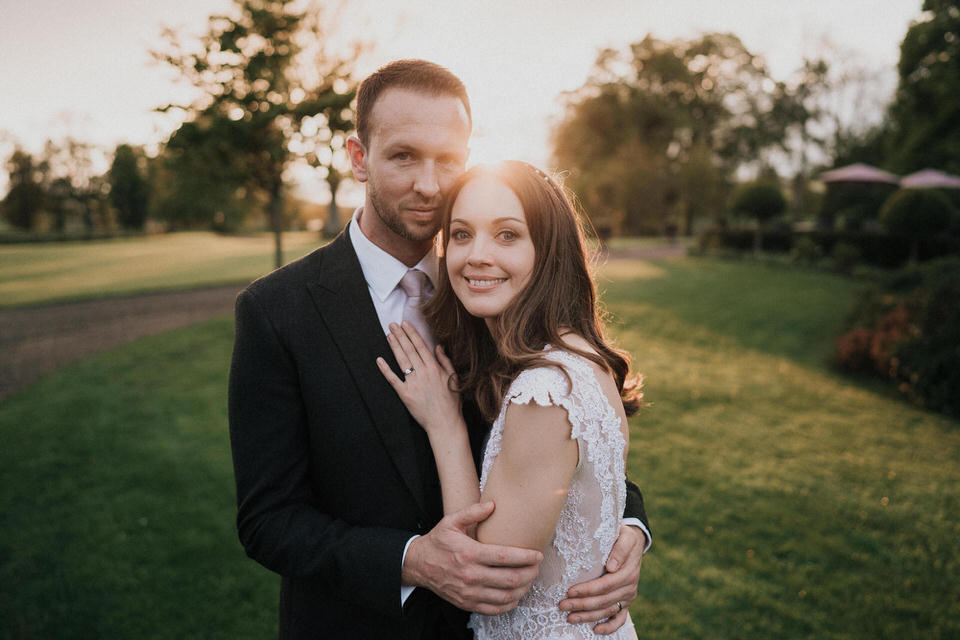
[348,208,438,336]
[348,208,651,608]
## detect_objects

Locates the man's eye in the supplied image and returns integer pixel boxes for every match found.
[393,152,412,161]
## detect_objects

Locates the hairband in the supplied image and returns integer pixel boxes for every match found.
[528,163,552,183]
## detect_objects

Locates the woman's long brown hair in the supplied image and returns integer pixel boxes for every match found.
[424,161,642,422]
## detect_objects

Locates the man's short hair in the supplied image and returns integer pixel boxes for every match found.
[355,59,471,146]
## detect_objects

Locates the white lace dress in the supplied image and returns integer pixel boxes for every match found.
[468,349,638,640]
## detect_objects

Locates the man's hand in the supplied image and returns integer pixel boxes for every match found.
[403,501,543,615]
[558,525,645,635]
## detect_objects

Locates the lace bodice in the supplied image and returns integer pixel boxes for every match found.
[468,349,638,639]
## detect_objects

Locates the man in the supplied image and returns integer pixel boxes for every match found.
[228,59,650,639]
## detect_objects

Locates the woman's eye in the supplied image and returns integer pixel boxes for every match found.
[450,229,470,241]
[499,230,517,241]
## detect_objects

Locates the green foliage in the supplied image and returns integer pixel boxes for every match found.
[1,148,46,230]
[888,0,960,174]
[894,260,960,416]
[701,228,960,268]
[108,144,150,230]
[835,257,960,418]
[818,182,898,230]
[154,0,360,262]
[829,241,862,274]
[41,138,106,233]
[729,183,787,222]
[153,118,253,231]
[552,33,789,235]
[790,235,822,264]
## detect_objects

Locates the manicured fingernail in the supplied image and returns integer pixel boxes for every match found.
[608,558,619,571]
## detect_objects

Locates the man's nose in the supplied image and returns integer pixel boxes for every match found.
[413,161,440,199]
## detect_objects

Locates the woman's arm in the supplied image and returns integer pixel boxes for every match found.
[377,322,481,518]
[477,400,579,553]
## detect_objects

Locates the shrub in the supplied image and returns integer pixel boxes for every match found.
[730,183,787,222]
[830,242,862,274]
[835,257,960,419]
[891,259,960,416]
[791,235,822,264]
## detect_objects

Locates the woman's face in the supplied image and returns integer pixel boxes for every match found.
[445,176,536,330]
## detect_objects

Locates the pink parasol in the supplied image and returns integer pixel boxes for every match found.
[900,169,960,189]
[818,163,900,184]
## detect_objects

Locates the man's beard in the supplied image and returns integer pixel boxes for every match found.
[368,180,440,243]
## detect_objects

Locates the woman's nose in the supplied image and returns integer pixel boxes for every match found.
[466,236,493,265]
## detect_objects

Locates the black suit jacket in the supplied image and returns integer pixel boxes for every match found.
[228,227,649,639]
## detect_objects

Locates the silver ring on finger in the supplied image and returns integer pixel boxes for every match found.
[616,601,623,613]
[403,367,415,375]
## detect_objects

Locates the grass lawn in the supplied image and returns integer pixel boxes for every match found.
[0,231,324,308]
[1,257,958,638]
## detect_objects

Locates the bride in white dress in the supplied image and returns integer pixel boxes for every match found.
[377,161,643,639]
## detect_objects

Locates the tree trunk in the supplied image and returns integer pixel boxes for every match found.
[322,171,342,239]
[270,185,284,269]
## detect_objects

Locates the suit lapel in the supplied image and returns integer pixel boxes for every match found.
[307,228,435,519]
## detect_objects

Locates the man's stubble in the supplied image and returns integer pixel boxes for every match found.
[367,172,441,244]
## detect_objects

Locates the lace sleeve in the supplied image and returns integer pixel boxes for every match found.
[507,364,570,408]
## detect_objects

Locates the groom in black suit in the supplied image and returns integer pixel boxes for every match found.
[229,59,649,639]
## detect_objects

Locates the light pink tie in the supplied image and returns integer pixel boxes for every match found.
[399,269,436,354]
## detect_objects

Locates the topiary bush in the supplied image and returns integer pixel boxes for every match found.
[879,189,954,264]
[729,183,787,254]
[830,241,862,274]
[790,235,822,264]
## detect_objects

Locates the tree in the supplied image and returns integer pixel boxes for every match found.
[109,144,150,230]
[887,0,960,174]
[152,116,253,231]
[1,148,46,230]
[552,33,786,235]
[154,0,360,266]
[729,182,786,254]
[42,138,104,232]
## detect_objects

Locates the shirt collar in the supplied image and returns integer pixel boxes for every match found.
[349,207,439,302]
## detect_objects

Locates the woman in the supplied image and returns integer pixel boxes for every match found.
[376,161,642,639]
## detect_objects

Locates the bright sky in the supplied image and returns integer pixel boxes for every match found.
[0,0,923,203]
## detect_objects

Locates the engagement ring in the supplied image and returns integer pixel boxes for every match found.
[403,367,415,375]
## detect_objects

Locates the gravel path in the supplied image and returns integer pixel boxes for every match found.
[0,244,686,401]
[0,283,245,400]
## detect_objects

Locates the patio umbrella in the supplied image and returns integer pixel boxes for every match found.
[900,169,960,189]
[818,163,900,184]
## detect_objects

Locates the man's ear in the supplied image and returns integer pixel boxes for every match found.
[346,135,368,182]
